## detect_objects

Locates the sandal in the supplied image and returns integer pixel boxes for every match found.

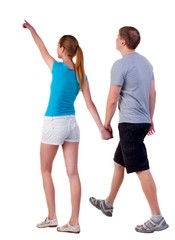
[57,222,80,234]
[36,217,58,228]
[135,217,169,233]
[89,197,113,217]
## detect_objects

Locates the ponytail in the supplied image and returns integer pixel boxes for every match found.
[75,46,85,91]
[59,35,85,90]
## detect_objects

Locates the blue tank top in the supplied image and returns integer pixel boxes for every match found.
[44,61,80,116]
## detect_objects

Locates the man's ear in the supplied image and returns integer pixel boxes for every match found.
[122,40,126,46]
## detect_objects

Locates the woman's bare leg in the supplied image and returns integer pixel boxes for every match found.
[40,143,59,220]
[62,142,81,226]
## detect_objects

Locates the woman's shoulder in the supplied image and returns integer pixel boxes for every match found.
[53,61,64,67]
[52,61,64,71]
[51,61,65,75]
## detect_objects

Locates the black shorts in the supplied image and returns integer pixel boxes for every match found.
[114,123,150,174]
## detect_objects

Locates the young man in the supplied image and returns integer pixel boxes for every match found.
[89,26,169,233]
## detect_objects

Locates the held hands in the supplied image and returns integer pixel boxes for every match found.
[100,125,113,140]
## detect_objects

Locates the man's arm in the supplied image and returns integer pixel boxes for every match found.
[104,85,121,131]
[148,80,156,135]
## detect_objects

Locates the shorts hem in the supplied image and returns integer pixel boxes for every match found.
[41,141,62,146]
[41,140,80,145]
[126,166,150,174]
[65,140,80,143]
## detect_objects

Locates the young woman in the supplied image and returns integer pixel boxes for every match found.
[22,20,111,234]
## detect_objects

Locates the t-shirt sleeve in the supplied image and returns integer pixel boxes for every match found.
[147,60,155,81]
[110,60,124,86]
[51,61,61,75]
[151,67,155,81]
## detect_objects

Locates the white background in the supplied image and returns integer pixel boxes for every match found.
[0,0,175,239]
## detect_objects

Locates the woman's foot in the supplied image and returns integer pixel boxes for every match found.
[36,217,58,228]
[57,222,80,234]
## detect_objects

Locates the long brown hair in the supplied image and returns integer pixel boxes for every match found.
[59,35,85,91]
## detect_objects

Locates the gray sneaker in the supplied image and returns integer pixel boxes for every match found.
[135,217,169,233]
[36,217,58,228]
[89,197,113,217]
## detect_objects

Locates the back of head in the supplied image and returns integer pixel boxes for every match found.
[59,35,85,91]
[119,26,141,49]
[59,35,78,58]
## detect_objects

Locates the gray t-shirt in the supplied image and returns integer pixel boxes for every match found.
[111,52,154,123]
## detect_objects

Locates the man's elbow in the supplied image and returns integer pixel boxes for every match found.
[108,100,117,109]
[150,89,156,100]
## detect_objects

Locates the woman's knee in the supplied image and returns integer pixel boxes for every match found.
[66,168,78,178]
[40,165,52,176]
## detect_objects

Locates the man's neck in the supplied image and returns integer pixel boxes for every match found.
[121,49,135,57]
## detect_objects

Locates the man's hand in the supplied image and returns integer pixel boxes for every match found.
[147,121,155,136]
[101,127,113,140]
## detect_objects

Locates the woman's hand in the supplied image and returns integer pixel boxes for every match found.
[101,126,113,140]
[22,20,55,70]
[22,20,35,31]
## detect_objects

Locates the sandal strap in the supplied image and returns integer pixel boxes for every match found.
[143,219,156,230]
[135,217,169,233]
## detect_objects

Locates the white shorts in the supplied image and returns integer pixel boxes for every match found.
[41,115,80,145]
